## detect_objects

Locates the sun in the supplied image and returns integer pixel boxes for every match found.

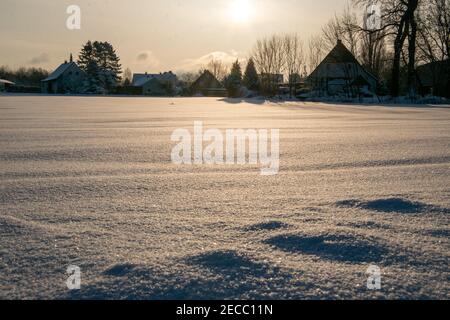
[230,0,251,23]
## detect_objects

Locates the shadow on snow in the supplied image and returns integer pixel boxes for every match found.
[65,250,310,300]
[336,198,449,214]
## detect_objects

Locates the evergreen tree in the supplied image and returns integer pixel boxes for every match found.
[78,41,103,93]
[243,58,259,91]
[78,41,95,71]
[77,41,122,93]
[225,60,243,97]
[82,60,105,94]
[94,41,122,91]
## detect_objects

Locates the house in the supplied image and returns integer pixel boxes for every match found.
[132,71,178,96]
[41,55,85,94]
[190,70,226,97]
[0,79,15,92]
[307,40,378,96]
[416,60,450,98]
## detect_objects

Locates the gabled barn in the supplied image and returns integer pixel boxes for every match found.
[190,70,226,97]
[308,40,378,96]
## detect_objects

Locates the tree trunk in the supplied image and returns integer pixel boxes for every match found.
[391,15,409,97]
[407,18,417,98]
[407,0,419,98]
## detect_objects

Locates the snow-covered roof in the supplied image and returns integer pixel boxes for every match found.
[42,62,77,82]
[132,72,177,87]
[0,79,15,85]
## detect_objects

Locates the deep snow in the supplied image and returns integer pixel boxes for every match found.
[0,96,449,299]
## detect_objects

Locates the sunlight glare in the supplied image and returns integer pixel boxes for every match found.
[230,0,251,23]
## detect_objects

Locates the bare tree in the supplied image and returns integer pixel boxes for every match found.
[417,0,450,63]
[360,30,389,78]
[205,59,228,82]
[307,34,326,74]
[283,34,305,97]
[179,71,200,86]
[322,14,344,51]
[415,0,450,96]
[122,68,132,86]
[355,0,421,97]
[321,5,360,55]
[252,35,285,96]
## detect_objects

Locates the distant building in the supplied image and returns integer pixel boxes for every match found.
[288,73,303,84]
[0,79,15,92]
[416,60,450,98]
[307,40,378,96]
[132,71,178,96]
[190,70,226,96]
[41,55,85,94]
[259,73,284,85]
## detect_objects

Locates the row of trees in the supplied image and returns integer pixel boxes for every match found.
[252,34,306,96]
[3,1,448,98]
[202,0,449,98]
[222,59,259,97]
[180,34,306,98]
[0,66,49,87]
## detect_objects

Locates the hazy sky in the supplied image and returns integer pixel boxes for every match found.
[0,0,352,73]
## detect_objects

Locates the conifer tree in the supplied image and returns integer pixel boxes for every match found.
[78,41,122,93]
[243,58,259,91]
[225,60,243,97]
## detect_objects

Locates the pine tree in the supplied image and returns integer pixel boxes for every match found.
[81,60,105,94]
[243,58,259,91]
[94,41,122,91]
[225,60,243,97]
[78,41,94,71]
[78,41,122,94]
[78,41,103,93]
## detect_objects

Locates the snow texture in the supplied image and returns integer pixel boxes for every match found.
[0,96,449,300]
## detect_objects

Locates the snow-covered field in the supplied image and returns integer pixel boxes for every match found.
[0,96,449,300]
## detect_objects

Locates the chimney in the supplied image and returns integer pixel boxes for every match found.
[69,53,73,63]
[337,39,342,45]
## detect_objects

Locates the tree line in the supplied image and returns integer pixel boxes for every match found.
[188,0,449,98]
[2,0,448,98]
[0,66,49,87]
